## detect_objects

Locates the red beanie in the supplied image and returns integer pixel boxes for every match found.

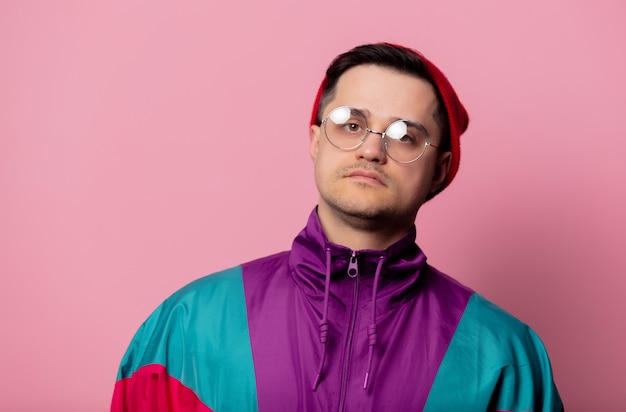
[310,44,469,197]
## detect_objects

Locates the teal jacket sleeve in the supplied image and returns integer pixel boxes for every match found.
[425,293,564,411]
[111,267,258,412]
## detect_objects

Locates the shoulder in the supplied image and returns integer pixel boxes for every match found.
[425,293,563,410]
[463,293,530,335]
[241,250,290,273]
[422,267,532,342]
[163,250,290,307]
[164,265,246,309]
[148,250,291,330]
[421,263,474,299]
[419,266,551,370]
[459,293,544,360]
[137,265,248,340]
[115,264,259,410]
[117,264,251,378]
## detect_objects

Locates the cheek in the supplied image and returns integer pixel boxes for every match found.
[313,147,334,183]
[397,165,435,202]
[314,143,343,174]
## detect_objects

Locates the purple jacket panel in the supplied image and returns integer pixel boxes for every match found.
[242,211,473,411]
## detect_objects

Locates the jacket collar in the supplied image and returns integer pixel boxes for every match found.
[289,208,428,311]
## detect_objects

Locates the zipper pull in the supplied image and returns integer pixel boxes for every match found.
[347,251,359,278]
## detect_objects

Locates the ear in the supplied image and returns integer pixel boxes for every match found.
[309,125,321,161]
[429,151,451,194]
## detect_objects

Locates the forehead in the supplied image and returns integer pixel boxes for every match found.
[326,64,439,124]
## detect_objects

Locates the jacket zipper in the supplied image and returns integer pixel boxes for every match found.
[338,251,360,412]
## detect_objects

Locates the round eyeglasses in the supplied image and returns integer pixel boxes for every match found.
[322,106,439,164]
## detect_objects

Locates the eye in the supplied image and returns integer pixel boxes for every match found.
[343,122,363,134]
[386,121,426,146]
[386,121,413,143]
[385,121,408,140]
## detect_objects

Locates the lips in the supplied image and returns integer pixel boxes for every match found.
[346,169,386,186]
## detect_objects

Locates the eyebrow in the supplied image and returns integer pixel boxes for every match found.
[353,107,430,137]
[403,120,429,137]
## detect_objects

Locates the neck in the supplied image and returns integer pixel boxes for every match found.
[316,203,415,251]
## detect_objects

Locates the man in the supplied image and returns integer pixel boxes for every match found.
[112,43,563,411]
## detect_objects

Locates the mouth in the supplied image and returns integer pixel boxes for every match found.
[346,169,386,186]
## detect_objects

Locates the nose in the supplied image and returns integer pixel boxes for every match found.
[355,129,387,164]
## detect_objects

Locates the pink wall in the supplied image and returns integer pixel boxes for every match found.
[1,1,624,410]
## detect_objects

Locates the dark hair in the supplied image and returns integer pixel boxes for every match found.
[316,43,450,150]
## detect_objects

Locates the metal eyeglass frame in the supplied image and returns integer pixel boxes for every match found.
[321,106,439,164]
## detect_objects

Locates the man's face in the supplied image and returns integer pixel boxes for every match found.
[310,64,451,233]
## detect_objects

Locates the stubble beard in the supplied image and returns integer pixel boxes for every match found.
[319,184,414,233]
[316,163,421,234]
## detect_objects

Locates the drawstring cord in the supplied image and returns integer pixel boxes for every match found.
[312,247,332,391]
[312,250,385,392]
[363,255,385,390]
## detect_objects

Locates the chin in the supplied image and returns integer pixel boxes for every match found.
[338,203,403,225]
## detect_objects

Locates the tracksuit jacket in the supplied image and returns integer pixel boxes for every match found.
[112,209,563,411]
